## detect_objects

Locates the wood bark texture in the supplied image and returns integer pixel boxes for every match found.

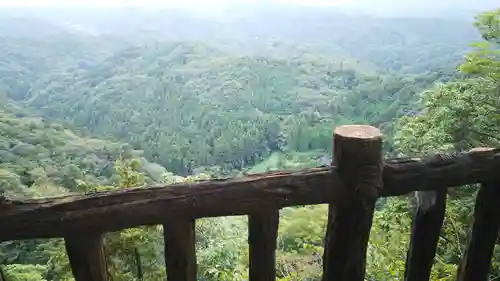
[322,125,382,281]
[404,188,447,281]
[0,149,498,241]
[248,210,279,281]
[0,265,6,281]
[457,180,500,281]
[163,220,197,281]
[64,233,108,281]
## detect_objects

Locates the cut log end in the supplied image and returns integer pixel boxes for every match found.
[323,124,383,281]
[334,125,382,140]
[469,147,495,152]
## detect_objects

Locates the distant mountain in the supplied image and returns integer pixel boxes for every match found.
[0,5,482,75]
[336,0,499,19]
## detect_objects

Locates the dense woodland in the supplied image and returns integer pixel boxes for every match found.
[0,4,499,281]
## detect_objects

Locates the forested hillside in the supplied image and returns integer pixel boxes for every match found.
[0,9,468,174]
[21,42,455,174]
[0,3,499,281]
[0,101,172,199]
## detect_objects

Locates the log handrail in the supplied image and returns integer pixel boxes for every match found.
[0,148,498,241]
[0,125,499,281]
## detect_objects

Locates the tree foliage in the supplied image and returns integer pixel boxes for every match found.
[394,8,500,281]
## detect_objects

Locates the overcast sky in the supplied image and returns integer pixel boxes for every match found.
[0,0,349,8]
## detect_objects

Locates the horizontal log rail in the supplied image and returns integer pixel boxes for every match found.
[0,147,498,241]
[0,125,499,281]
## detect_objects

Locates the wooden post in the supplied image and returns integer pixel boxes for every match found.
[456,180,500,281]
[248,210,279,281]
[64,233,108,281]
[404,189,447,281]
[322,125,382,281]
[134,247,144,281]
[164,220,197,281]
[0,264,6,281]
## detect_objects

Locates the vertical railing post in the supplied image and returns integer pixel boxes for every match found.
[322,125,383,281]
[163,220,197,281]
[65,233,108,281]
[248,210,280,281]
[0,264,6,281]
[456,180,500,281]
[404,152,447,281]
[134,247,144,281]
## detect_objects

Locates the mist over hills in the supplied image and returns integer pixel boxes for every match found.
[337,0,499,18]
[0,1,484,75]
[1,0,497,20]
[1,0,491,45]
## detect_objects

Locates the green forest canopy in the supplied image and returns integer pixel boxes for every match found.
[1,9,469,174]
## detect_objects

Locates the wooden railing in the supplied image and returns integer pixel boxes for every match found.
[0,125,499,281]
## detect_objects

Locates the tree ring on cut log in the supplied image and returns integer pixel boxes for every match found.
[333,125,382,200]
[469,147,495,152]
[334,125,382,140]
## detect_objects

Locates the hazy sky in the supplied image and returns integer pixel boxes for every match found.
[0,0,350,8]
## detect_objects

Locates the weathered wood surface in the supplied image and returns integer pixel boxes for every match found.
[382,148,500,196]
[322,125,382,281]
[134,247,144,281]
[64,233,108,281]
[456,180,500,281]
[248,210,279,281]
[164,220,197,281]
[0,265,6,281]
[404,189,447,281]
[0,149,499,241]
[0,167,334,241]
